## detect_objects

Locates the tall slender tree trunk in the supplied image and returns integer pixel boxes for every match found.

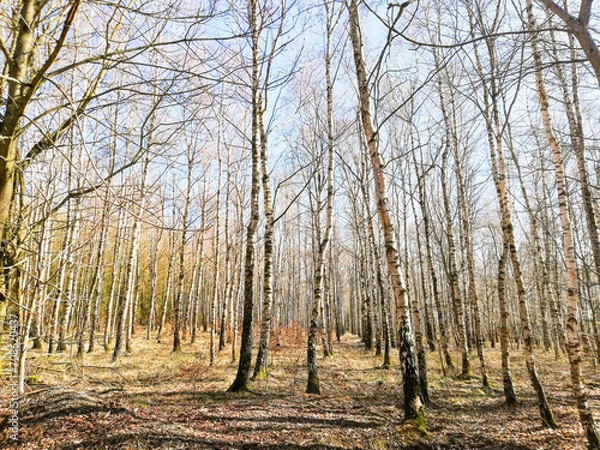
[506,129,555,355]
[219,160,232,351]
[432,45,471,377]
[498,244,517,405]
[408,171,433,400]
[253,100,274,378]
[157,228,176,343]
[146,233,160,341]
[210,151,223,364]
[440,147,471,379]
[363,183,392,369]
[30,216,50,351]
[173,147,194,353]
[347,0,424,426]
[57,187,81,354]
[469,11,556,425]
[87,187,111,353]
[527,0,599,442]
[415,153,452,368]
[452,142,489,386]
[323,267,335,357]
[305,0,340,387]
[228,0,261,392]
[125,253,140,354]
[48,239,67,353]
[538,162,567,358]
[77,248,96,356]
[305,25,336,388]
[191,180,208,345]
[546,9,600,363]
[231,192,244,363]
[360,232,374,351]
[104,205,126,351]
[113,156,149,361]
[398,167,429,402]
[491,98,556,427]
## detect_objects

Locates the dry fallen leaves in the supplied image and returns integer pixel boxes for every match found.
[0,332,597,449]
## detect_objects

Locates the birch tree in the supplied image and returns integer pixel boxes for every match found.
[347,0,424,427]
[228,0,262,392]
[527,0,600,444]
[537,0,600,85]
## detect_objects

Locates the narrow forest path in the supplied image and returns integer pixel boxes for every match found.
[1,332,596,449]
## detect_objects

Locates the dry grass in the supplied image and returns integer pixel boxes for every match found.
[1,329,598,449]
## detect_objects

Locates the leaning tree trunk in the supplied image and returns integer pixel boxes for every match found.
[490,88,557,428]
[470,11,556,426]
[527,0,599,443]
[347,0,424,426]
[537,0,600,86]
[547,9,600,363]
[542,84,600,447]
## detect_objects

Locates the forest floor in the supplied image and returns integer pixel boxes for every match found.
[1,329,599,449]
